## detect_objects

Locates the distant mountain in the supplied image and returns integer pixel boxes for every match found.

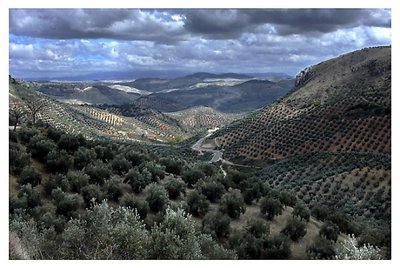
[184,72,252,80]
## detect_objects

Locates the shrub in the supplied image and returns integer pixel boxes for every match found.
[292,202,310,222]
[335,234,383,260]
[125,150,148,166]
[66,170,90,193]
[187,190,209,217]
[95,144,115,162]
[17,184,42,209]
[18,127,38,144]
[262,234,291,259]
[260,197,283,220]
[240,177,267,204]
[160,157,185,175]
[84,161,111,185]
[219,189,246,219]
[141,161,165,182]
[80,184,105,207]
[202,212,231,239]
[119,193,149,219]
[46,126,62,142]
[37,210,66,234]
[73,147,96,170]
[319,222,340,242]
[103,177,123,201]
[124,167,151,193]
[307,237,336,259]
[57,134,80,152]
[27,135,56,162]
[227,170,247,186]
[17,166,42,186]
[182,168,205,187]
[43,173,69,196]
[229,231,263,259]
[45,150,73,174]
[245,218,270,239]
[281,217,307,241]
[111,157,132,175]
[51,188,83,218]
[279,191,297,207]
[9,145,30,176]
[196,178,225,202]
[311,205,329,221]
[146,184,169,213]
[164,177,186,200]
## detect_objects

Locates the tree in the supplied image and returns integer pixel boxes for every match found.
[45,150,73,174]
[196,178,225,202]
[335,234,383,260]
[311,205,329,221]
[80,184,105,207]
[9,143,30,176]
[202,212,231,240]
[260,197,283,220]
[160,157,185,175]
[281,217,307,241]
[187,190,209,217]
[17,166,42,186]
[319,222,340,242]
[43,173,69,196]
[73,147,96,170]
[103,177,123,201]
[279,191,297,207]
[23,98,45,124]
[182,168,205,187]
[164,177,186,200]
[146,184,169,213]
[27,135,57,162]
[84,161,111,185]
[124,167,151,193]
[51,188,83,218]
[66,170,89,193]
[9,103,26,131]
[262,234,291,259]
[110,157,132,175]
[292,202,310,222]
[245,218,270,239]
[57,134,80,153]
[219,189,246,219]
[119,193,149,219]
[307,237,336,259]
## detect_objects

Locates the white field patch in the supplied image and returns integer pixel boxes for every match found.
[159,79,249,93]
[60,99,91,105]
[108,84,151,95]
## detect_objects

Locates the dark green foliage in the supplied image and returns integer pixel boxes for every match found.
[124,167,151,193]
[73,147,96,170]
[319,222,340,242]
[245,218,270,239]
[281,217,307,241]
[45,149,73,174]
[260,197,284,220]
[27,135,57,162]
[326,212,359,235]
[142,161,165,182]
[111,157,132,175]
[182,168,205,187]
[57,134,80,152]
[103,177,123,201]
[119,193,149,219]
[18,127,38,144]
[202,212,231,239]
[9,143,30,175]
[292,202,310,222]
[262,234,291,259]
[81,184,105,207]
[227,169,247,186]
[51,188,83,218]
[43,173,69,196]
[9,129,18,142]
[46,126,62,142]
[17,184,42,209]
[164,177,186,200]
[37,210,66,234]
[84,161,111,185]
[125,150,148,167]
[279,191,297,207]
[219,189,246,219]
[311,205,329,221]
[307,237,336,259]
[240,177,268,204]
[95,144,115,162]
[146,184,169,213]
[197,163,218,177]
[160,157,185,175]
[196,178,225,202]
[17,166,42,186]
[229,231,263,259]
[66,170,90,193]
[198,234,237,259]
[187,190,209,217]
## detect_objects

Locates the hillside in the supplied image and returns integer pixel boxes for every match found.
[208,46,391,231]
[9,80,187,143]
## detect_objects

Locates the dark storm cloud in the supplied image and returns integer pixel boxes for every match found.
[181,9,391,38]
[10,9,390,42]
[9,9,186,43]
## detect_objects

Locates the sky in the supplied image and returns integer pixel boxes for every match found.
[8,8,391,80]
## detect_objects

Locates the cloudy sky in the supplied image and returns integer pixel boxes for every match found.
[9,8,391,80]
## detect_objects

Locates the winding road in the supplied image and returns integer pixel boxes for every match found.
[191,129,227,177]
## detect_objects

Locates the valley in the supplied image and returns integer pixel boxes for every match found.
[9,46,391,260]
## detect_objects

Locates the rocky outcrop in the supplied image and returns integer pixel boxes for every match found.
[294,66,314,88]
